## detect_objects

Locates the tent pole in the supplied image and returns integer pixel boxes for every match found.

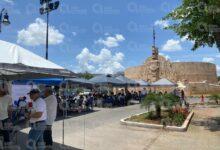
[62,77,65,147]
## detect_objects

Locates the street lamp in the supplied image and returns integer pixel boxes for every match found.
[39,0,60,60]
[0,8,10,33]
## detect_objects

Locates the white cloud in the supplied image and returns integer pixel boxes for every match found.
[159,53,170,60]
[180,35,188,42]
[76,48,124,74]
[76,48,95,72]
[202,57,215,63]
[154,20,169,28]
[162,35,195,52]
[216,54,220,58]
[95,34,125,48]
[180,35,195,44]
[162,39,183,52]
[3,0,14,4]
[17,18,64,46]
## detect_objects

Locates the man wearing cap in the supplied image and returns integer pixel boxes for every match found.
[43,87,57,149]
[26,89,47,150]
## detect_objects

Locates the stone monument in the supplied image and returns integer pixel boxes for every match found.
[124,29,220,95]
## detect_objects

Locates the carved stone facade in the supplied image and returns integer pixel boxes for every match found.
[125,47,218,84]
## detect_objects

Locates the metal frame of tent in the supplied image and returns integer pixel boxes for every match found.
[0,63,77,147]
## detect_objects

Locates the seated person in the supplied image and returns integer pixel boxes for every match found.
[17,96,27,108]
[17,96,27,121]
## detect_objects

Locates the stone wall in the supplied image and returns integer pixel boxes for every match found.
[186,82,220,96]
[124,65,144,80]
[125,61,218,84]
[172,62,218,83]
[124,55,219,95]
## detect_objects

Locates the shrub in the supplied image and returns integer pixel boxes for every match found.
[144,111,155,120]
[172,113,185,126]
[172,107,189,118]
[141,93,163,118]
[161,117,172,126]
[209,94,220,104]
[141,93,180,119]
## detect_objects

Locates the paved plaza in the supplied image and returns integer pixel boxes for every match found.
[12,102,219,150]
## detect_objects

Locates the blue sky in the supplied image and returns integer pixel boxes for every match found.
[1,0,220,75]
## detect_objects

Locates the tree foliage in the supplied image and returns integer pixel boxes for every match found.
[141,93,180,118]
[163,0,220,51]
[209,94,220,104]
[80,72,94,80]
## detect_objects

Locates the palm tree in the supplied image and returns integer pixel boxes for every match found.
[209,94,220,104]
[141,93,163,118]
[163,93,180,109]
[141,93,180,118]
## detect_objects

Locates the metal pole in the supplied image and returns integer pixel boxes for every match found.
[0,9,4,33]
[46,10,49,60]
[62,103,65,146]
[0,13,2,33]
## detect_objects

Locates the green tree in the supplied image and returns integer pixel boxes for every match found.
[163,93,180,109]
[141,93,180,118]
[163,0,220,51]
[209,94,220,104]
[141,93,163,118]
[80,72,94,80]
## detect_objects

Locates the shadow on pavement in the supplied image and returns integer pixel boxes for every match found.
[10,131,82,150]
[13,110,99,131]
[56,110,99,121]
[191,117,220,132]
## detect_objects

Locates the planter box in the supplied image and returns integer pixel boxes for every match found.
[120,111,194,132]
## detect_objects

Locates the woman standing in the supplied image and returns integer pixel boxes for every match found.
[0,87,12,146]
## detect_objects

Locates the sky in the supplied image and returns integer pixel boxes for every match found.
[1,0,220,75]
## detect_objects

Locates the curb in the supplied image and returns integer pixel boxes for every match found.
[120,111,194,132]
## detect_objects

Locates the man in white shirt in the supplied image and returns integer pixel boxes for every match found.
[0,87,12,146]
[26,89,47,150]
[43,86,57,149]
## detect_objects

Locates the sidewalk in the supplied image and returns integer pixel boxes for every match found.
[148,105,220,150]
[3,104,220,150]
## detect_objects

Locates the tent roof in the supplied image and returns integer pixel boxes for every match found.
[0,63,76,80]
[0,40,63,69]
[150,78,177,86]
[13,78,94,86]
[116,76,137,85]
[135,79,149,86]
[67,78,94,85]
[13,78,64,85]
[89,75,124,85]
[0,41,76,80]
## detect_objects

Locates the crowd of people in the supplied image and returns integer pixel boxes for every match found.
[92,89,147,107]
[55,88,148,114]
[57,88,148,111]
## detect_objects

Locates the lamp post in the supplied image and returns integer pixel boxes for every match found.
[0,8,10,33]
[39,0,60,60]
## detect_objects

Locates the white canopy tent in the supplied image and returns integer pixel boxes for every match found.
[0,40,63,69]
[150,78,177,87]
[0,40,76,80]
[135,79,149,86]
[0,40,76,146]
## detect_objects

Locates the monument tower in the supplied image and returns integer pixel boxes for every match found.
[152,27,159,60]
[148,28,160,82]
